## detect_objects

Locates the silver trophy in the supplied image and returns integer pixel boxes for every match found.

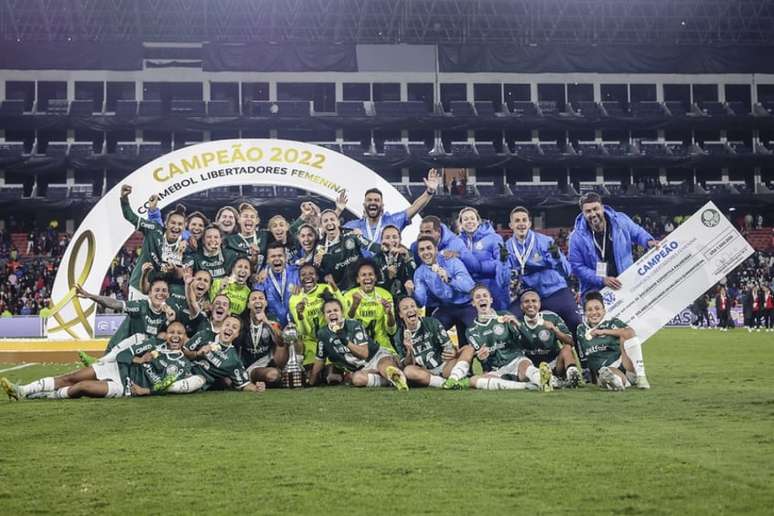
[281,323,305,388]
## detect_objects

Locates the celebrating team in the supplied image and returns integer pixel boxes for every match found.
[2,171,655,400]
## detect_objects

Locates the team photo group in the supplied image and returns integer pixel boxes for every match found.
[2,168,654,400]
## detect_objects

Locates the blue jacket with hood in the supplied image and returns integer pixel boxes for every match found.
[568,206,654,295]
[410,223,480,275]
[496,229,571,301]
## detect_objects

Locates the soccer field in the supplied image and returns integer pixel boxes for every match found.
[1,328,773,515]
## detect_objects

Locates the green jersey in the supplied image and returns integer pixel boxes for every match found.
[288,284,345,365]
[224,231,268,270]
[122,338,194,392]
[373,248,416,300]
[393,316,453,371]
[319,233,378,290]
[209,278,250,316]
[187,247,237,280]
[576,318,627,372]
[343,287,397,351]
[466,311,524,372]
[121,198,184,290]
[315,319,380,372]
[185,325,217,354]
[516,311,569,362]
[234,318,281,367]
[166,295,208,336]
[106,299,167,351]
[186,337,252,389]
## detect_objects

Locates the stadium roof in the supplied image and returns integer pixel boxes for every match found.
[1,0,773,46]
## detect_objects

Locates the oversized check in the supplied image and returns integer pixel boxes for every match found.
[600,201,754,342]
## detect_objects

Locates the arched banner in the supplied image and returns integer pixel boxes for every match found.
[48,139,420,340]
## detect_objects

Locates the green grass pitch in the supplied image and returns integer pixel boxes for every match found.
[1,328,773,515]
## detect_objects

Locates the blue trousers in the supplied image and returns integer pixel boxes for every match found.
[509,287,581,335]
[431,304,477,347]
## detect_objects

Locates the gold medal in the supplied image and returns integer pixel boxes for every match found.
[150,350,160,359]
[210,343,221,352]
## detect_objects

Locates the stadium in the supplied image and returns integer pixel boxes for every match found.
[0,0,773,513]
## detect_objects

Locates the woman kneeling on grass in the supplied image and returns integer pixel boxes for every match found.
[576,291,650,391]
[1,322,193,400]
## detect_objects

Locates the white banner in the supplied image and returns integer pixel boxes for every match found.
[600,201,754,342]
[47,139,420,340]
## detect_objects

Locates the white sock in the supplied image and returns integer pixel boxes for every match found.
[525,365,541,385]
[20,377,55,396]
[167,375,206,394]
[475,377,529,390]
[366,373,390,387]
[623,337,646,377]
[428,375,445,388]
[449,361,470,381]
[53,387,70,399]
[565,365,579,380]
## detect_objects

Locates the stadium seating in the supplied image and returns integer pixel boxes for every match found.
[664,101,689,117]
[246,101,311,117]
[511,142,541,158]
[407,141,430,159]
[70,183,95,198]
[138,142,164,163]
[69,100,97,115]
[0,99,25,115]
[448,142,477,159]
[207,100,238,116]
[630,101,666,118]
[138,100,163,116]
[702,142,732,156]
[448,101,476,116]
[575,101,603,118]
[209,185,242,199]
[114,142,139,159]
[336,102,368,117]
[46,184,70,199]
[699,101,728,116]
[373,101,430,116]
[171,100,205,116]
[244,185,276,198]
[44,142,69,159]
[726,101,748,116]
[577,142,605,157]
[0,142,27,158]
[537,101,559,116]
[0,185,24,200]
[383,141,408,160]
[512,183,561,197]
[475,101,500,117]
[510,101,539,117]
[639,141,670,157]
[45,99,69,115]
[69,142,98,159]
[276,185,302,198]
[114,100,138,116]
[341,142,372,160]
[601,101,628,117]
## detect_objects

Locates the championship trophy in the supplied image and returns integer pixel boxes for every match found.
[281,323,305,388]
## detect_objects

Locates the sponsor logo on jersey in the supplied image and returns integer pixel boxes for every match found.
[493,324,505,336]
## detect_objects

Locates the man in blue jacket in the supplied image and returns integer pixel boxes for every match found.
[413,235,477,346]
[499,206,581,333]
[410,215,480,276]
[254,241,299,326]
[568,193,657,296]
[344,168,441,246]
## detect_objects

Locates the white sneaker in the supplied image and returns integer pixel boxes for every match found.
[636,375,651,389]
[598,367,625,391]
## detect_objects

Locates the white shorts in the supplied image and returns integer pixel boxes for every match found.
[490,356,531,378]
[91,360,124,398]
[361,347,395,372]
[246,352,274,373]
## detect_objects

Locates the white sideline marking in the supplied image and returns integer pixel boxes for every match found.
[0,363,38,374]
